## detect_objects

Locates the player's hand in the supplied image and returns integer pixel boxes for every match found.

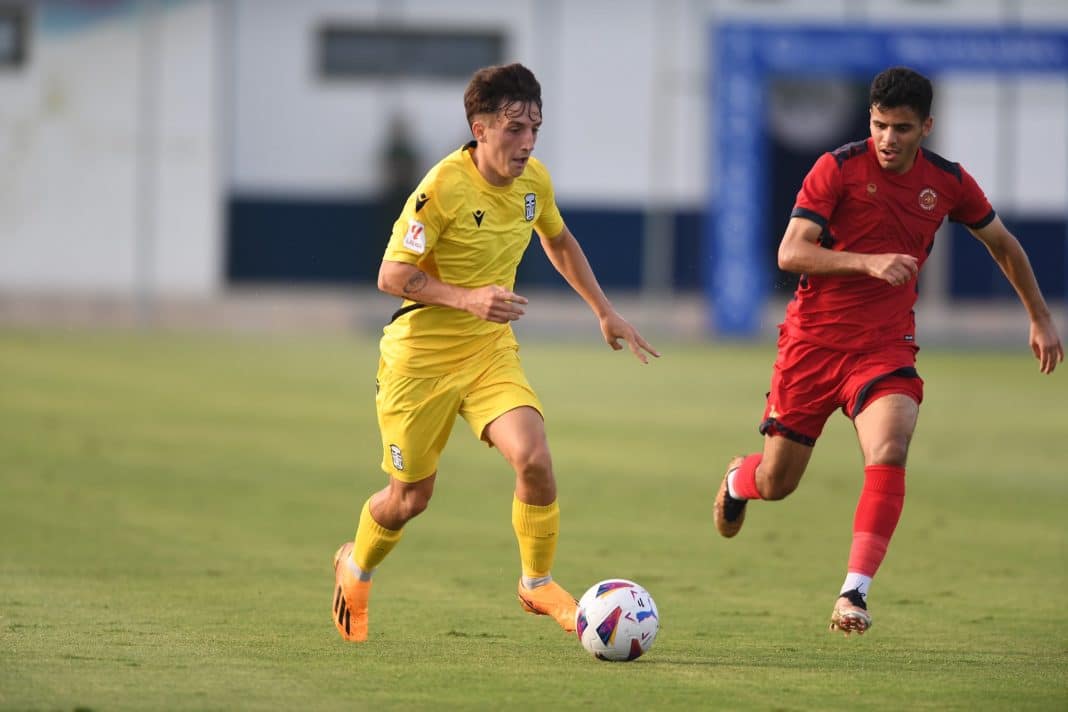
[1029,315,1064,374]
[599,311,660,364]
[463,285,528,323]
[867,253,919,287]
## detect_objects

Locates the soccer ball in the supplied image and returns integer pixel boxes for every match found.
[575,579,659,661]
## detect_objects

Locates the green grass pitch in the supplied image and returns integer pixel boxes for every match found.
[1,328,1065,710]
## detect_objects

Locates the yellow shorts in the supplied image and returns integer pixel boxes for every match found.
[375,344,543,482]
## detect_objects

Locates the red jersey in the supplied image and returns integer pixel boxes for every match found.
[785,137,994,350]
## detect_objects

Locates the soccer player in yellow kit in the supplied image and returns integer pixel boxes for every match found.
[332,63,659,642]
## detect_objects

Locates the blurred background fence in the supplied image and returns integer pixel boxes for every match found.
[1,0,1065,342]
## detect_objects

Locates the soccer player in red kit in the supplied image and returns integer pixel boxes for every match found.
[713,67,1063,635]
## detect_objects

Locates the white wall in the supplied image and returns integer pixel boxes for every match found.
[231,0,1068,212]
[0,0,219,295]
[228,0,718,204]
[230,0,521,196]
[153,1,221,294]
[1,0,1065,296]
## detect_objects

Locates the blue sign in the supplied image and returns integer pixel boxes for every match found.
[708,23,1068,336]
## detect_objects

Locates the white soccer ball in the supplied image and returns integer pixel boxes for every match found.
[575,579,659,661]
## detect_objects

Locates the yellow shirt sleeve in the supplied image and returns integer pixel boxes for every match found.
[531,160,565,240]
[382,168,457,265]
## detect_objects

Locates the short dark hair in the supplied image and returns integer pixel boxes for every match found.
[463,63,542,128]
[869,67,933,119]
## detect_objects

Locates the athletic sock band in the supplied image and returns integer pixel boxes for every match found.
[847,464,906,577]
[729,453,764,500]
[512,496,559,579]
[353,497,404,573]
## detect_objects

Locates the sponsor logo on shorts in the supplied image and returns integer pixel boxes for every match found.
[389,444,404,471]
[524,193,536,221]
[402,219,426,254]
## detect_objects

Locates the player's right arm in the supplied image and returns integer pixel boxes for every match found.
[777,216,918,287]
[377,260,527,324]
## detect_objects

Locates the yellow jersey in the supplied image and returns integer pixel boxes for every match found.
[380,142,565,377]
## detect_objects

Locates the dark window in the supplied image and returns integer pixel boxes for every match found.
[0,4,28,68]
[318,25,504,80]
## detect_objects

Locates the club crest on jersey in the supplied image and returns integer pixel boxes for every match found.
[402,219,426,254]
[867,183,877,194]
[918,187,937,211]
[524,193,536,221]
[389,444,404,471]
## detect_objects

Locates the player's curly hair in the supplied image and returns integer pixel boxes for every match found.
[869,66,933,119]
[464,63,542,128]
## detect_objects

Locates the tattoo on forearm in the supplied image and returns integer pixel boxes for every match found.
[403,271,428,295]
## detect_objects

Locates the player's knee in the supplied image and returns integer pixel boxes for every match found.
[867,439,909,467]
[509,443,553,483]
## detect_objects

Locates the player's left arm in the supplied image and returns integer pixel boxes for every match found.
[968,216,1063,374]
[539,225,660,364]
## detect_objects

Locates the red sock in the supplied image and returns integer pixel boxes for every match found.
[730,453,764,500]
[847,465,906,577]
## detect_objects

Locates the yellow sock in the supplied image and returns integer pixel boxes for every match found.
[353,498,404,573]
[512,496,559,579]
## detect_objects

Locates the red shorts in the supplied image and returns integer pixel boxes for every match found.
[759,331,924,445]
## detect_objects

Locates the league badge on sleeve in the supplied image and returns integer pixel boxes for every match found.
[402,219,426,254]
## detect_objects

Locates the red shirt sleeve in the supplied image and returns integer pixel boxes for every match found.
[792,152,842,228]
[950,164,995,228]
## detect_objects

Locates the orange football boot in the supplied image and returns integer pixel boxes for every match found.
[517,579,578,632]
[332,542,371,642]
